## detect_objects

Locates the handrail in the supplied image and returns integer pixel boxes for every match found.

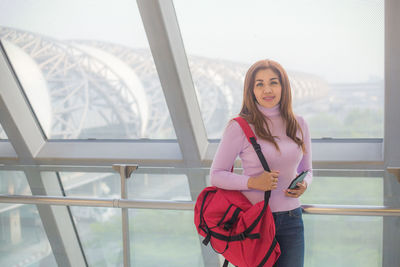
[0,164,386,174]
[0,195,194,210]
[302,204,400,216]
[0,194,399,216]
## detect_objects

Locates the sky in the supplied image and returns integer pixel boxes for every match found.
[0,0,384,83]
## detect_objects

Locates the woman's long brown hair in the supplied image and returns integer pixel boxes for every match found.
[239,59,305,152]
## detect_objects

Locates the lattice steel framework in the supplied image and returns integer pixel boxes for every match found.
[0,26,329,140]
[0,27,143,139]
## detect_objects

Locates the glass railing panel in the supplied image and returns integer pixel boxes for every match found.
[59,172,121,198]
[69,206,123,266]
[56,169,199,265]
[58,170,193,201]
[57,171,123,266]
[304,214,382,267]
[129,209,204,267]
[301,170,384,205]
[0,170,31,195]
[127,171,192,201]
[0,171,57,266]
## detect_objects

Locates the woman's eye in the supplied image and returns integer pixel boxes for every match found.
[256,83,263,87]
[271,81,278,85]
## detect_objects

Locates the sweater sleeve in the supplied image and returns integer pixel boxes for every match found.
[296,116,313,186]
[210,120,251,190]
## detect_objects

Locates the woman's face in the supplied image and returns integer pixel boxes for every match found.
[253,68,282,108]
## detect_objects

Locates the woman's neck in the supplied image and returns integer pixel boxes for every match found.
[256,103,281,117]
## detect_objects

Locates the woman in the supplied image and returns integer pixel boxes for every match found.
[210,59,312,267]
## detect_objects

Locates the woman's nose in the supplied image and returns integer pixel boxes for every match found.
[263,86,273,93]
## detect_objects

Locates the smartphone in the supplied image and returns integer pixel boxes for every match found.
[287,170,309,189]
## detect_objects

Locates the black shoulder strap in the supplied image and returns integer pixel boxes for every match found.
[232,117,271,172]
[233,117,272,205]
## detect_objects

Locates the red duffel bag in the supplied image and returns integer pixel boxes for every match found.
[194,117,281,267]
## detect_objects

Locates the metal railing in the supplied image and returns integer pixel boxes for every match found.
[302,204,400,216]
[0,194,399,216]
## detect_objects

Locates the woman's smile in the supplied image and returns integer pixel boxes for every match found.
[263,96,275,101]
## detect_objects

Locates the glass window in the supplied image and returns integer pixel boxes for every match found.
[70,206,123,266]
[59,172,120,198]
[174,0,384,139]
[0,171,57,266]
[129,209,204,267]
[58,170,195,266]
[0,0,176,140]
[58,172,123,266]
[301,170,384,266]
[0,171,31,195]
[301,173,383,206]
[127,173,192,201]
[59,170,192,201]
[304,215,382,266]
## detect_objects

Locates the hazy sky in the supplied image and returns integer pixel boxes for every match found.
[0,0,384,83]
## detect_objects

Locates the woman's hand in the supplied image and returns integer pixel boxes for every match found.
[284,180,307,198]
[247,170,279,191]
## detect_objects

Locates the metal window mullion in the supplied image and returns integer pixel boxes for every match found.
[55,171,89,267]
[34,141,183,167]
[0,40,87,267]
[136,0,208,167]
[24,169,87,267]
[383,1,400,266]
[0,41,46,160]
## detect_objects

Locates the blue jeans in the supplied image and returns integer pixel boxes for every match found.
[272,207,304,267]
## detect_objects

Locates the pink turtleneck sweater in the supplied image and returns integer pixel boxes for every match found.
[210,104,312,212]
